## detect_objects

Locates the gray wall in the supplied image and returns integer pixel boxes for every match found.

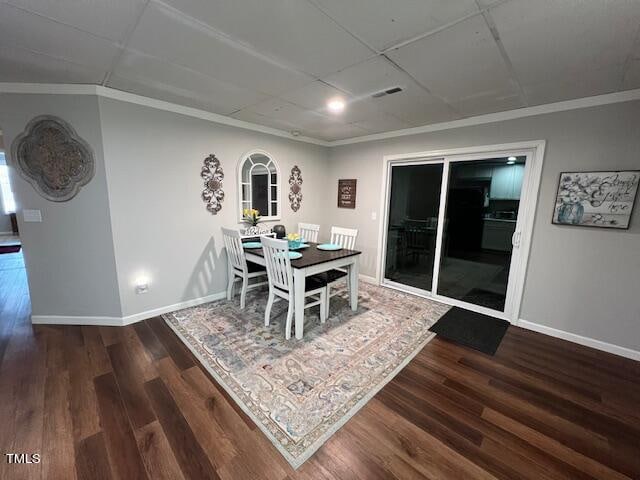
[97,97,329,317]
[327,101,640,351]
[0,94,122,317]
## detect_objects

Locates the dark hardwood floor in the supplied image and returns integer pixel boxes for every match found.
[1,251,640,479]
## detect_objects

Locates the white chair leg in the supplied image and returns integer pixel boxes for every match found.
[226,271,234,301]
[240,274,248,309]
[264,290,274,326]
[284,300,294,340]
[320,289,327,323]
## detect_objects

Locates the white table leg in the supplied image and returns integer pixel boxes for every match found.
[293,268,306,339]
[349,258,359,311]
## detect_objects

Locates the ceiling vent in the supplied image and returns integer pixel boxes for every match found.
[372,86,403,98]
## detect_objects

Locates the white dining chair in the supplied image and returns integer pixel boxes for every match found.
[221,227,267,309]
[298,223,320,243]
[325,226,358,314]
[261,236,327,339]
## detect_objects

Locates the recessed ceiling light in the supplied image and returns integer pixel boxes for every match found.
[327,98,345,114]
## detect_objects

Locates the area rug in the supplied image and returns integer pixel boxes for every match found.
[163,282,449,468]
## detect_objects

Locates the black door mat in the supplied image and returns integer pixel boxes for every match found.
[429,307,509,355]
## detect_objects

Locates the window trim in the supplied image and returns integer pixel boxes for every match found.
[0,155,17,215]
[237,149,281,223]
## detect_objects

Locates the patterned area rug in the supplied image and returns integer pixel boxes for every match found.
[163,282,449,468]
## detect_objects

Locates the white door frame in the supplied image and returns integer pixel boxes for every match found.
[376,140,546,324]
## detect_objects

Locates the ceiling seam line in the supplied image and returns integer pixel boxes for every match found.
[0,1,123,45]
[303,0,381,54]
[102,0,151,86]
[150,0,319,82]
[380,0,511,54]
[381,54,463,118]
[476,2,529,107]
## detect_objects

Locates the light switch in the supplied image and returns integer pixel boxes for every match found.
[23,209,42,222]
[371,211,377,220]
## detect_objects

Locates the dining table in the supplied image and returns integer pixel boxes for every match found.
[243,241,361,339]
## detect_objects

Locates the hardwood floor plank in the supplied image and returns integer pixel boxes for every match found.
[144,377,220,480]
[145,317,195,370]
[81,326,112,377]
[94,372,149,480]
[75,432,114,480]
[482,408,633,480]
[42,369,76,480]
[155,358,238,470]
[133,320,168,361]
[107,342,156,429]
[135,421,186,480]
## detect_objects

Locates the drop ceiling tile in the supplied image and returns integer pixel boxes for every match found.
[279,81,347,112]
[161,0,374,77]
[240,98,340,130]
[490,0,640,88]
[387,15,523,116]
[374,83,460,124]
[324,56,459,124]
[110,50,268,114]
[0,45,106,83]
[0,3,120,71]
[127,2,312,97]
[324,56,412,97]
[303,123,370,141]
[230,110,299,132]
[311,0,480,51]
[5,0,147,42]
[524,66,624,106]
[352,112,410,134]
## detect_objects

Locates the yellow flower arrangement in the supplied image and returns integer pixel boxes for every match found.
[242,208,261,226]
[286,233,300,241]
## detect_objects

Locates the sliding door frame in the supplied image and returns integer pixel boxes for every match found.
[376,141,546,324]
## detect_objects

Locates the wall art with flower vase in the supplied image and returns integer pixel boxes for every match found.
[552,170,639,229]
[201,154,224,214]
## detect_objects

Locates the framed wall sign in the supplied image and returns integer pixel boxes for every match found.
[552,170,639,229]
[338,179,357,209]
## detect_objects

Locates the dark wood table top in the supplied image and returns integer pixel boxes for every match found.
[244,241,361,268]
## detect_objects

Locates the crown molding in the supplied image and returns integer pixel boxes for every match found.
[0,82,330,147]
[2,83,640,148]
[329,88,640,146]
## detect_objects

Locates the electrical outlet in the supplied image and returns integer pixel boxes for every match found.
[371,211,377,220]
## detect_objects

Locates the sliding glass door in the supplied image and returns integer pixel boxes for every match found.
[383,153,529,318]
[384,162,443,292]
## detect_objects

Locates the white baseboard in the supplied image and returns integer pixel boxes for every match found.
[31,314,124,326]
[0,231,15,236]
[32,290,227,327]
[518,319,640,361]
[121,291,227,325]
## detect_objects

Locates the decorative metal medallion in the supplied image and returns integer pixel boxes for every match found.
[201,154,224,214]
[288,165,303,212]
[11,115,95,202]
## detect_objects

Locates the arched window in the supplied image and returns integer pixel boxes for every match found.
[238,151,280,220]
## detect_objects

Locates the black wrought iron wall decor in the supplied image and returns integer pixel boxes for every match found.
[289,165,303,212]
[11,115,95,202]
[201,154,225,214]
